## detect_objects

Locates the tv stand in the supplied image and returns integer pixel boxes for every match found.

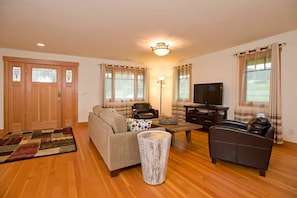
[184,105,229,130]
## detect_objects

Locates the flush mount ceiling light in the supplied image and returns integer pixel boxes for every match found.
[151,42,170,56]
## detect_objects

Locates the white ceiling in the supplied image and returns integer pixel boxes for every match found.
[1,0,297,64]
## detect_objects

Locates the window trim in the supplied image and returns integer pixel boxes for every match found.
[176,65,192,102]
[105,66,146,102]
[238,51,271,107]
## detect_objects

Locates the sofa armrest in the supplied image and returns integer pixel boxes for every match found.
[149,109,159,117]
[88,112,114,168]
[108,131,141,171]
[108,127,165,171]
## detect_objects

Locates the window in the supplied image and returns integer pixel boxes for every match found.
[105,71,112,99]
[176,64,192,101]
[32,68,57,83]
[239,51,271,105]
[105,66,145,101]
[12,66,21,82]
[66,69,73,83]
[245,56,271,102]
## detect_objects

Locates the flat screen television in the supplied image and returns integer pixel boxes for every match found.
[193,83,223,105]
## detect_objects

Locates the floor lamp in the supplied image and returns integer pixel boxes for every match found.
[157,78,165,115]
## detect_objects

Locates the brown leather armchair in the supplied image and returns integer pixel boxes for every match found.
[132,103,159,119]
[208,118,274,176]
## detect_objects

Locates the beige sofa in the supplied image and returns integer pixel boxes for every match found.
[88,105,163,176]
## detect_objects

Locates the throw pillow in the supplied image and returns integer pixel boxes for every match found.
[127,118,152,131]
[247,117,271,135]
[107,108,117,112]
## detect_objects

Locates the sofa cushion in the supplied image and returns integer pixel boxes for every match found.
[127,118,152,131]
[93,105,103,117]
[93,105,117,117]
[137,112,154,119]
[99,111,127,133]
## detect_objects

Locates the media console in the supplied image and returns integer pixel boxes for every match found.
[184,105,229,130]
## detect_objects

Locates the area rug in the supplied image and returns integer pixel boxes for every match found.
[0,127,77,164]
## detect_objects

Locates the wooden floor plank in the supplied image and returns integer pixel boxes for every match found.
[1,126,297,198]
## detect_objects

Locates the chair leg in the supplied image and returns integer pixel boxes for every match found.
[110,170,121,177]
[211,157,216,164]
[259,169,266,177]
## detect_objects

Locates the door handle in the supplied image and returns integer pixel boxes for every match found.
[58,92,61,97]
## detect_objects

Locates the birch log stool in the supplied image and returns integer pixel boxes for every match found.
[137,130,171,185]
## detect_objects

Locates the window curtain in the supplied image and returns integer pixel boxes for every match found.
[99,64,149,117]
[234,43,284,144]
[144,67,150,102]
[99,64,106,107]
[269,43,283,144]
[172,64,192,120]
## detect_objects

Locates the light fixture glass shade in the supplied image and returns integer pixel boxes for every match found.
[152,42,170,56]
[157,80,166,87]
[37,43,45,47]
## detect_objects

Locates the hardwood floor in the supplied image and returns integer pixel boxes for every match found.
[1,125,297,198]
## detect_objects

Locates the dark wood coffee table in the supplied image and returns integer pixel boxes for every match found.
[151,119,202,146]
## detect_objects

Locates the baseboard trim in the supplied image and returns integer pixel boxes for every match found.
[0,129,5,137]
[78,122,88,127]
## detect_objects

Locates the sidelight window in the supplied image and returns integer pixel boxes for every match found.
[66,69,73,83]
[12,66,21,82]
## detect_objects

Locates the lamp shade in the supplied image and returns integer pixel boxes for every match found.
[152,42,170,56]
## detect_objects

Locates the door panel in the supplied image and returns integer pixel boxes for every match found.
[26,64,62,130]
[62,67,78,127]
[64,87,73,126]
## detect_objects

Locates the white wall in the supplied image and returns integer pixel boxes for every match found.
[147,61,174,116]
[0,48,144,129]
[181,29,297,143]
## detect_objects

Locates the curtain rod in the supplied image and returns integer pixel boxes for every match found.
[99,63,147,70]
[173,63,192,69]
[233,42,286,56]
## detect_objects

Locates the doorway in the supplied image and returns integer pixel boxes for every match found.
[3,57,78,132]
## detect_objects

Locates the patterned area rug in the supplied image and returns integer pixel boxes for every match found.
[0,127,77,164]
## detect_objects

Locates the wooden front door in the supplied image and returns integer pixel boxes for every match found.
[26,64,62,130]
[4,57,78,132]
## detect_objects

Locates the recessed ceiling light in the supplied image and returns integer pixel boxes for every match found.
[37,43,45,47]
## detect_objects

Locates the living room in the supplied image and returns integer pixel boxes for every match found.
[1,1,297,197]
[1,30,297,144]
